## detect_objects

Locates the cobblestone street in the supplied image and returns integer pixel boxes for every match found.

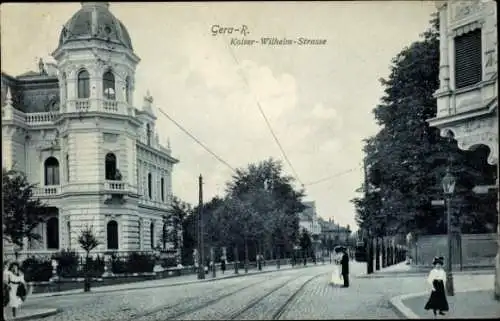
[17,261,495,321]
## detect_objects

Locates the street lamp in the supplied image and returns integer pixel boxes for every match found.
[442,168,456,296]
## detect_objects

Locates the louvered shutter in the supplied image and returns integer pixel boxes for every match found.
[454,29,482,89]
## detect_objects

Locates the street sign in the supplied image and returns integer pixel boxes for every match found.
[472,184,497,194]
[431,200,445,206]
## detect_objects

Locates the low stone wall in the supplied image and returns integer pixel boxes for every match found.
[409,233,496,267]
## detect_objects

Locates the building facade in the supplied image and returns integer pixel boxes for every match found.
[2,3,180,260]
[427,0,498,299]
[318,217,351,247]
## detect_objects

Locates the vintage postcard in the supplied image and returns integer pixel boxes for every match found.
[1,1,498,320]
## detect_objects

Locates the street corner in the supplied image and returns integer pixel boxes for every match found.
[3,307,61,321]
[388,292,427,319]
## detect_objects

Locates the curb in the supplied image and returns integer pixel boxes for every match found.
[388,287,493,319]
[356,269,494,279]
[4,308,60,321]
[29,264,324,299]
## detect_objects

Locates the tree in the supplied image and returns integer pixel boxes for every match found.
[2,168,50,257]
[164,196,191,251]
[353,14,497,237]
[78,225,101,292]
[299,228,312,262]
[225,158,306,260]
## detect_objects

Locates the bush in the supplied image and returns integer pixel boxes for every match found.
[21,257,53,282]
[126,252,155,273]
[85,255,105,278]
[160,257,177,268]
[110,254,128,274]
[52,250,80,278]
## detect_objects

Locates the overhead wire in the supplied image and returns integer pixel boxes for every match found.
[225,40,305,187]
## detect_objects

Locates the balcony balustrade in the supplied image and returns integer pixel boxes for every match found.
[25,112,59,125]
[104,180,126,192]
[102,100,119,113]
[75,99,90,112]
[33,186,61,197]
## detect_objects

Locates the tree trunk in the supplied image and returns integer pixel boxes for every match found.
[375,237,380,270]
[233,246,239,274]
[84,253,91,292]
[381,237,387,268]
[276,244,281,269]
[244,237,249,274]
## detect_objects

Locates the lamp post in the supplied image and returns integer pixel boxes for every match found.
[442,167,456,296]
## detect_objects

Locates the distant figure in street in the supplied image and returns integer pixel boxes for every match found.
[424,256,449,316]
[220,256,226,274]
[340,247,350,288]
[329,247,343,286]
[5,262,27,318]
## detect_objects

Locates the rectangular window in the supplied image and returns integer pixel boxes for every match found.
[454,29,482,89]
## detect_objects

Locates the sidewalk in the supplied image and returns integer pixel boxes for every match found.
[3,307,59,321]
[388,271,498,319]
[29,262,317,299]
[391,289,499,319]
[356,261,494,278]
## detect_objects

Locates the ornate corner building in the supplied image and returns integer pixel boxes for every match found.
[426,0,498,298]
[1,3,181,259]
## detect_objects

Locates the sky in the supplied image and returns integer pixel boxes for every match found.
[1,1,436,231]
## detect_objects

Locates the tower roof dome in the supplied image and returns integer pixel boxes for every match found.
[58,2,133,50]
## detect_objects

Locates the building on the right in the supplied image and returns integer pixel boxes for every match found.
[427,0,498,299]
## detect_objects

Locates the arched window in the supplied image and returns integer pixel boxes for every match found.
[46,217,59,249]
[148,173,152,199]
[162,222,168,249]
[146,124,152,146]
[77,69,90,99]
[105,153,117,180]
[62,73,67,100]
[66,153,70,182]
[67,221,71,248]
[44,157,60,185]
[125,76,131,103]
[107,220,119,250]
[161,177,165,202]
[150,222,155,249]
[103,71,116,100]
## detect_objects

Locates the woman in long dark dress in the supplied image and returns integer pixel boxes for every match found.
[424,256,449,316]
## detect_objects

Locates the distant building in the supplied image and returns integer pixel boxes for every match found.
[298,201,322,258]
[2,3,181,260]
[318,217,351,248]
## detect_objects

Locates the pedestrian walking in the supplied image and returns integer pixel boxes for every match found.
[340,247,350,288]
[4,262,27,318]
[424,256,449,316]
[220,257,226,274]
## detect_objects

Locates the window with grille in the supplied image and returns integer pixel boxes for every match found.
[454,29,482,89]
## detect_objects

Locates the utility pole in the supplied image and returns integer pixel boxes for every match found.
[197,174,205,280]
[363,157,374,274]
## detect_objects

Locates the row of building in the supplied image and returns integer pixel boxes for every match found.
[298,201,352,256]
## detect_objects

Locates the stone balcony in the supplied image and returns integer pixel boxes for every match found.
[69,98,133,116]
[33,186,61,197]
[104,180,127,193]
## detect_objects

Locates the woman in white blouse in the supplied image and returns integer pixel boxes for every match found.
[424,256,449,316]
[5,262,27,318]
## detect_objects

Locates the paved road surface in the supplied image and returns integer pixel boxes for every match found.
[19,262,494,320]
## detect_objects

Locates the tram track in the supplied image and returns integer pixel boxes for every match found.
[271,272,328,320]
[125,275,272,321]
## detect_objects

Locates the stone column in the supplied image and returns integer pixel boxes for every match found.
[439,2,450,91]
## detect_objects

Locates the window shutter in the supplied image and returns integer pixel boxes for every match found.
[454,29,482,89]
